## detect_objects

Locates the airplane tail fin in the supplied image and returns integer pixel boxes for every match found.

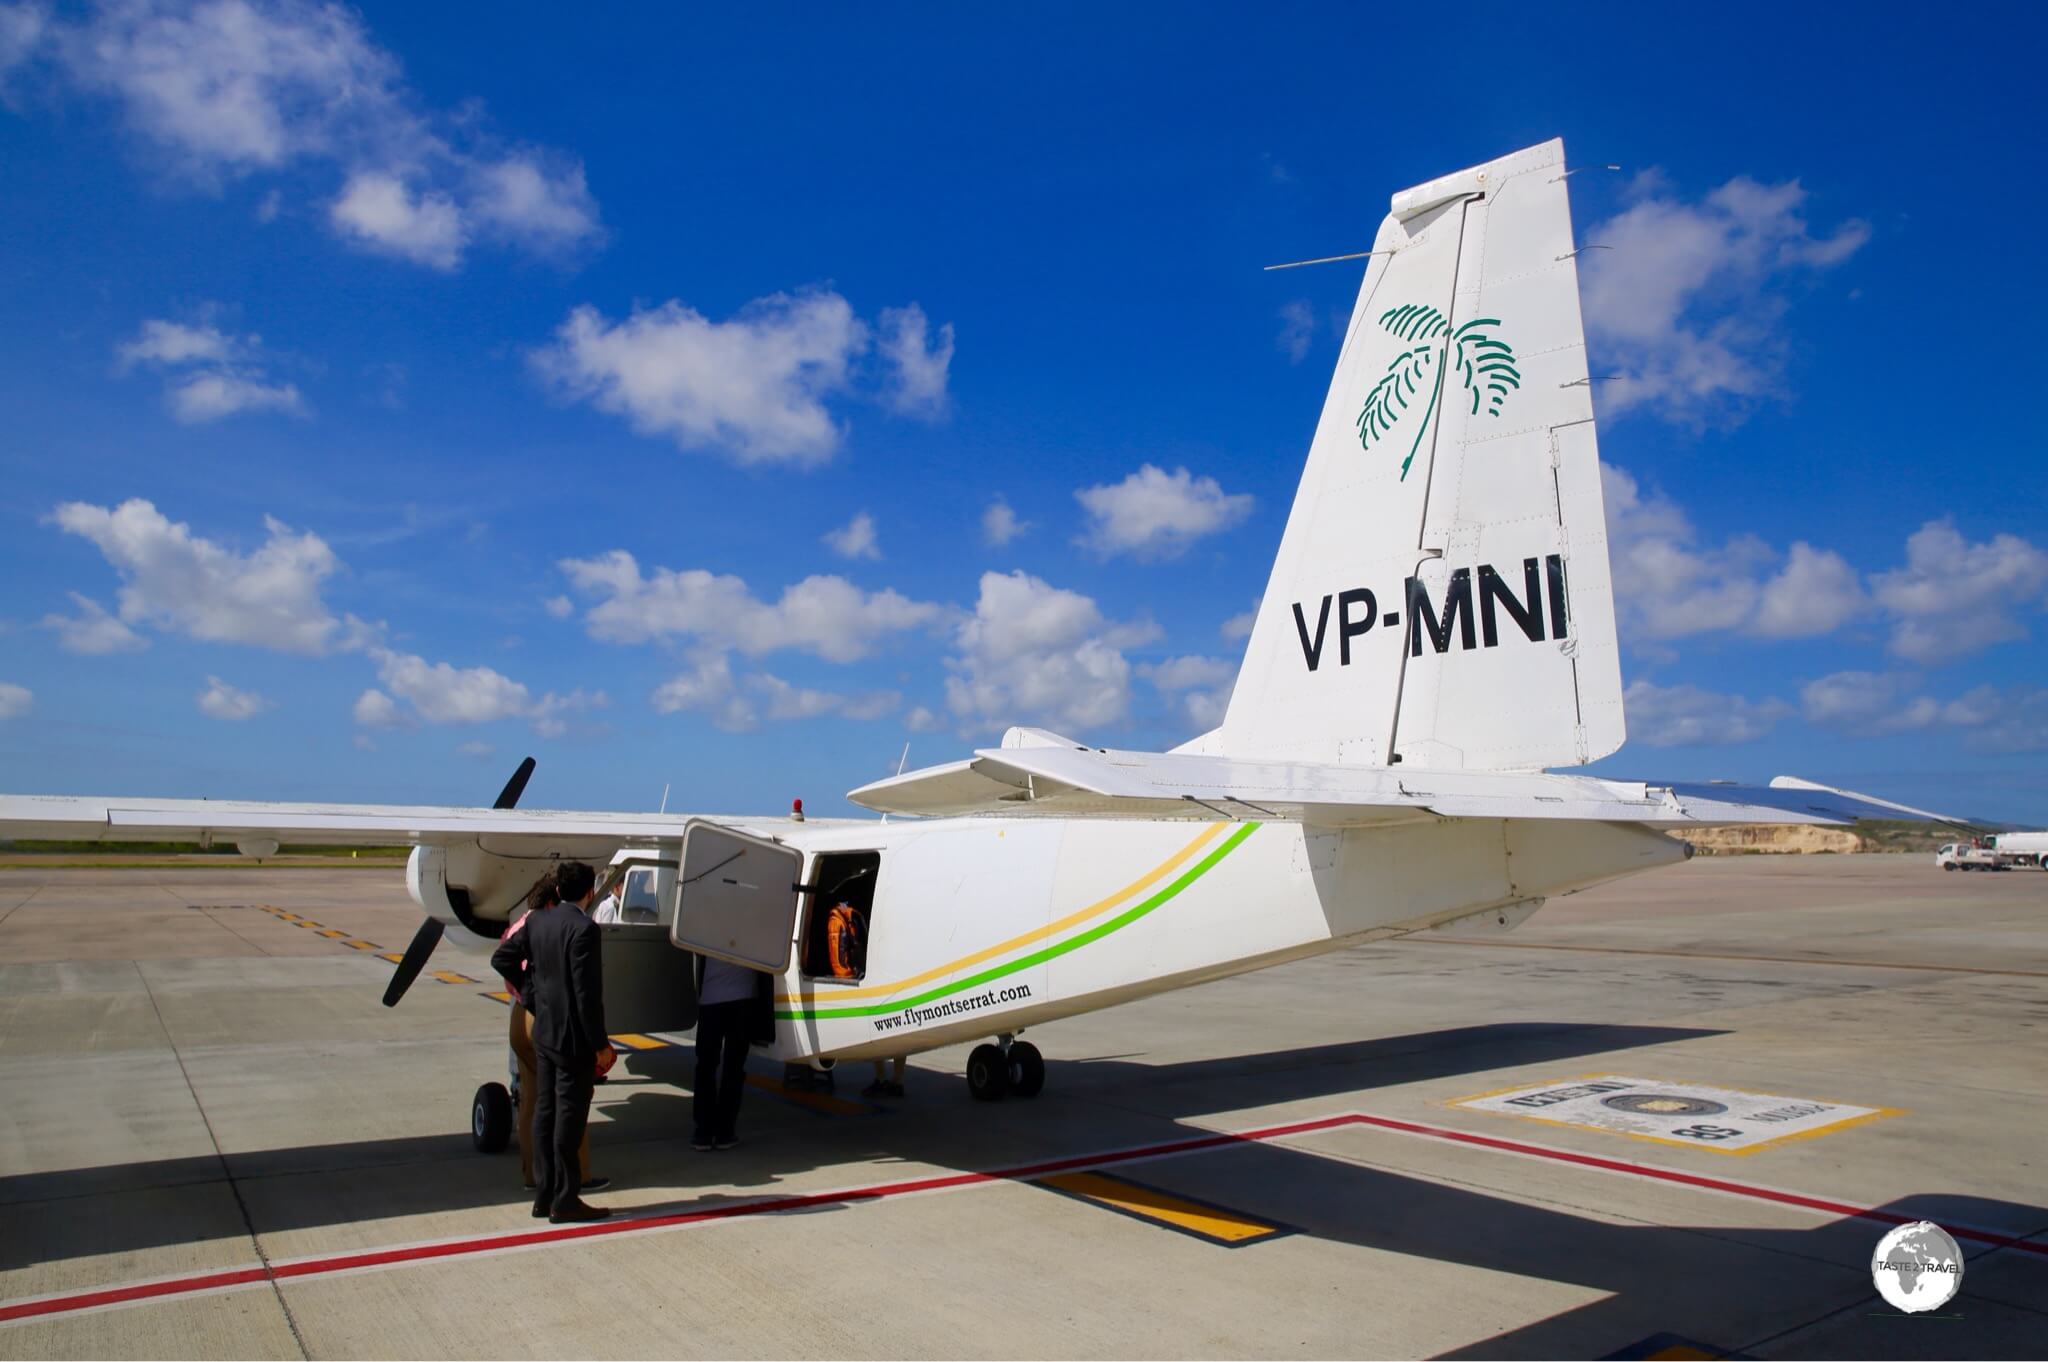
[1215,138,1623,771]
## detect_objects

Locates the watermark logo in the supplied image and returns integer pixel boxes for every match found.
[1356,305,1520,480]
[1871,1220,1963,1314]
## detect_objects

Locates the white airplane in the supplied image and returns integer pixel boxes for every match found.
[0,139,1954,1144]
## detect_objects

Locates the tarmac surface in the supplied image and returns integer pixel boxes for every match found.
[1,852,2043,1359]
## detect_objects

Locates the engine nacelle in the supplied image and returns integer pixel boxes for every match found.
[407,843,564,940]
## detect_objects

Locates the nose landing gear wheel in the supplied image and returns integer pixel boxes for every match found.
[1007,1041,1045,1098]
[966,1043,1010,1101]
[472,1081,512,1153]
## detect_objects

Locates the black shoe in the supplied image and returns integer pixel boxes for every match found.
[523,1181,538,1192]
[550,1200,611,1224]
[690,1132,713,1151]
[531,1201,550,1219]
[714,1135,738,1150]
[580,1176,612,1192]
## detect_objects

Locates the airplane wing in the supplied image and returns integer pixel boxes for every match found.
[0,793,690,857]
[846,746,1966,828]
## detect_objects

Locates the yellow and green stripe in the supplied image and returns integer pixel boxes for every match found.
[776,821,1260,1022]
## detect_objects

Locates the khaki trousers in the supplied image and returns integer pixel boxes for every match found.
[509,1002,591,1186]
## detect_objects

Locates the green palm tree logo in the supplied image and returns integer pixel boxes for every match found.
[1355,305,1520,480]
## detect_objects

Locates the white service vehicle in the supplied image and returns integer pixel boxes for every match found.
[1936,842,2012,871]
[1983,832,2048,868]
[0,139,1966,1150]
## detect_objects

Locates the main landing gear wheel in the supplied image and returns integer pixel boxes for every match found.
[472,1081,512,1153]
[1007,1041,1045,1098]
[966,1044,1010,1101]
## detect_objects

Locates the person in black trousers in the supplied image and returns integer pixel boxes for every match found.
[492,859,613,1222]
[692,954,772,1150]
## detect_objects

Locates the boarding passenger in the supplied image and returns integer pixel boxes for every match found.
[692,954,772,1150]
[493,859,615,1223]
[502,876,606,1195]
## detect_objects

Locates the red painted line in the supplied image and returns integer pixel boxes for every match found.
[0,1114,1349,1325]
[1336,1112,2048,1259]
[4,1109,2038,1328]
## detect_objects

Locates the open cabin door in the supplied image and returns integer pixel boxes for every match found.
[668,819,802,972]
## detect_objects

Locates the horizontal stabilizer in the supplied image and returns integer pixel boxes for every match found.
[847,748,1964,829]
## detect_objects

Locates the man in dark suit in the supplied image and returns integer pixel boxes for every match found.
[492,859,613,1223]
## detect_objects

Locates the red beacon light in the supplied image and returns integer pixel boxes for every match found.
[791,798,805,822]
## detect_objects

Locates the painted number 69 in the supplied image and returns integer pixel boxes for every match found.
[1671,1124,1743,1141]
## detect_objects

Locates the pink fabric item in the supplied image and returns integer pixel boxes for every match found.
[499,910,531,1005]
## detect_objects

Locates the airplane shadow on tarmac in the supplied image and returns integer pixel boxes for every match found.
[6,1018,2044,1356]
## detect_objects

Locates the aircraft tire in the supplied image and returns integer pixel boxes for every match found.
[966,1044,1010,1101]
[472,1081,513,1153]
[1008,1041,1045,1098]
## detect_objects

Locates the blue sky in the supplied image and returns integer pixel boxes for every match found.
[2,2,2044,822]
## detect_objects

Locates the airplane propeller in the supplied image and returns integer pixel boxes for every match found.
[380,756,535,1008]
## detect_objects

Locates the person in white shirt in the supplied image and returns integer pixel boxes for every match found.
[591,872,623,925]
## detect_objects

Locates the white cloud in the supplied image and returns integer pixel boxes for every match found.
[753,673,898,724]
[167,369,304,422]
[51,499,344,654]
[329,171,466,269]
[1870,520,2048,664]
[466,152,600,256]
[559,551,941,662]
[876,303,953,418]
[1142,654,1237,730]
[0,4,46,78]
[1603,463,1769,638]
[1799,670,1905,731]
[371,648,530,724]
[1142,655,1235,692]
[822,511,881,561]
[1751,541,1868,638]
[1606,468,2048,661]
[456,739,495,760]
[1802,671,2048,751]
[1276,300,1314,363]
[651,654,755,732]
[352,687,402,728]
[1622,678,1790,747]
[366,645,603,735]
[532,293,867,465]
[1219,607,1256,642]
[1075,464,1253,559]
[1581,174,1870,424]
[15,0,601,268]
[117,313,304,423]
[904,705,944,733]
[982,499,1029,547]
[943,570,1157,737]
[542,594,574,619]
[196,675,269,720]
[0,682,31,719]
[41,592,147,654]
[838,689,901,722]
[118,319,234,368]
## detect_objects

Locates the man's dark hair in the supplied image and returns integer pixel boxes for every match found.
[555,860,596,903]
